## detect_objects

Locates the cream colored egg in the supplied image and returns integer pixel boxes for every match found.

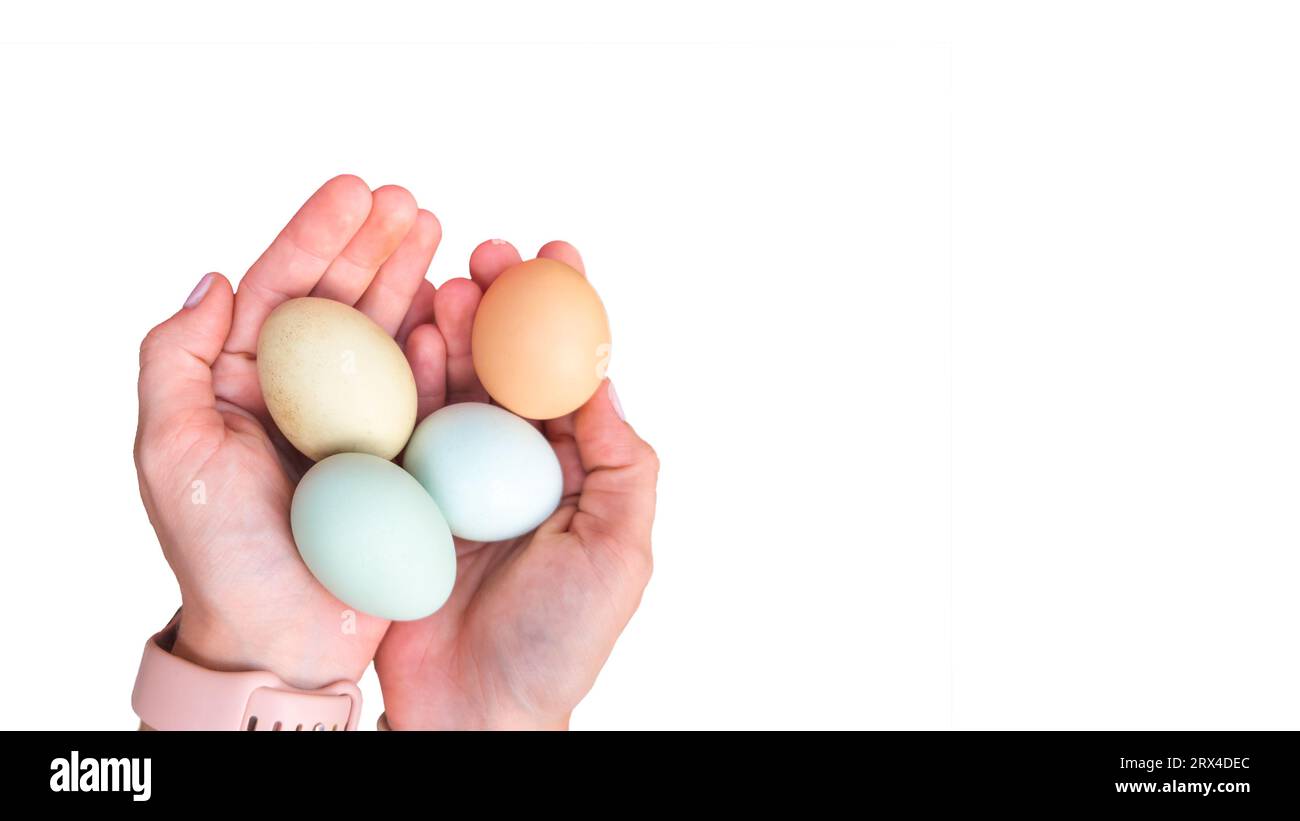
[257,297,416,461]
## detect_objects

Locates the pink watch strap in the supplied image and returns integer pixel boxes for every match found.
[131,616,361,731]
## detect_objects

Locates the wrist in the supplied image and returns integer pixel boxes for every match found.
[173,607,364,691]
[133,616,363,731]
[384,704,571,731]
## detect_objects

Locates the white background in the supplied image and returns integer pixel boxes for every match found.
[1,2,1297,729]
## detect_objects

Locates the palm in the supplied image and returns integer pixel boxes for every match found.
[143,392,390,677]
[377,465,644,728]
[374,239,657,730]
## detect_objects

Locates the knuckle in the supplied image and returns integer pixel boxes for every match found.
[138,325,169,365]
[635,441,660,478]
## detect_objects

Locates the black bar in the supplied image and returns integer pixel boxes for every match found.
[4,730,1287,808]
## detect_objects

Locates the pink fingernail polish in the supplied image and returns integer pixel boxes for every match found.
[608,380,625,421]
[184,273,215,309]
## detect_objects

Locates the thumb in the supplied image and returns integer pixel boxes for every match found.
[137,273,235,439]
[563,380,659,557]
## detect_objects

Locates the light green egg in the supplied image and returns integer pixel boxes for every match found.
[291,452,456,621]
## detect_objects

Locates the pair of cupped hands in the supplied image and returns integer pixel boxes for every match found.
[134,175,658,730]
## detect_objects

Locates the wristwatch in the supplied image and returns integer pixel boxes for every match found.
[131,613,362,731]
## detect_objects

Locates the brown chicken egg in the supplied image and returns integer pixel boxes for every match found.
[471,258,611,420]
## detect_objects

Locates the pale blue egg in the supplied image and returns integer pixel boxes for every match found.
[291,452,456,620]
[403,402,563,541]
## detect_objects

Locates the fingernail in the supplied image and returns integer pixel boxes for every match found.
[608,380,625,421]
[184,273,215,309]
[489,238,508,246]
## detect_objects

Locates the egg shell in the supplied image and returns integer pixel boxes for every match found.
[258,297,416,461]
[403,402,563,541]
[291,452,456,621]
[471,258,610,419]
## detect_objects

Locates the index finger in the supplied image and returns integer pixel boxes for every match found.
[224,174,374,354]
